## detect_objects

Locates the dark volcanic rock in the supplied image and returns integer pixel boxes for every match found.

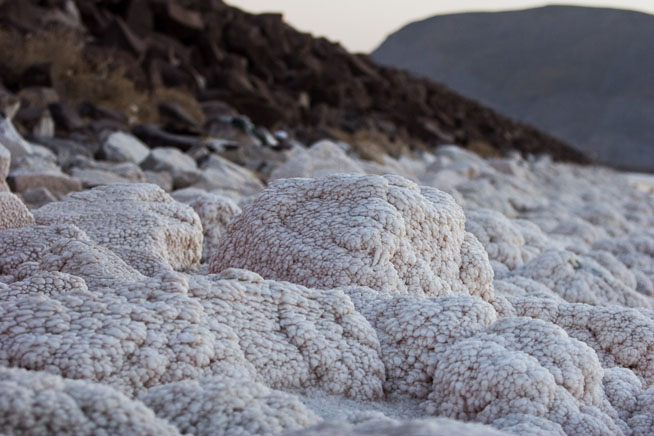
[48,103,85,133]
[132,124,203,151]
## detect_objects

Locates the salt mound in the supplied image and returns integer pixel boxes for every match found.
[141,374,320,436]
[0,224,384,400]
[211,174,493,300]
[33,183,203,275]
[0,366,180,435]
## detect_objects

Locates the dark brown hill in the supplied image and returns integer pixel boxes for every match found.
[0,0,589,164]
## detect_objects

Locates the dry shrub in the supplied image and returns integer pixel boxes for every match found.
[0,28,79,79]
[0,28,207,127]
[328,127,421,163]
[151,87,206,126]
[466,140,501,158]
[0,28,162,124]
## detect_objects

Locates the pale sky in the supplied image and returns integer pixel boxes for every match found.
[225,1,654,53]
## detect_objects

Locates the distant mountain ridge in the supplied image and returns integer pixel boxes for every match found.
[372,5,654,171]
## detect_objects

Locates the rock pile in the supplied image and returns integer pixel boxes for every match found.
[0,0,588,164]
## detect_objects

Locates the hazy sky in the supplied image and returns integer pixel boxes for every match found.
[225,1,654,52]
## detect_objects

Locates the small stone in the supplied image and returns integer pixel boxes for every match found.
[144,170,173,192]
[193,154,264,197]
[0,116,34,161]
[31,136,96,162]
[48,102,85,132]
[0,142,10,180]
[102,131,150,164]
[141,147,200,189]
[70,168,133,188]
[21,186,57,209]
[132,124,202,151]
[8,155,82,198]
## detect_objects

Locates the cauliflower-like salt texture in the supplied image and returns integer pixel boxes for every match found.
[593,230,654,296]
[284,417,514,436]
[630,386,654,436]
[0,366,181,435]
[602,367,642,423]
[465,207,529,270]
[426,329,622,435]
[141,374,320,436]
[184,192,241,262]
[476,318,605,404]
[0,226,254,396]
[494,276,564,301]
[189,270,385,400]
[211,174,493,300]
[0,224,384,401]
[0,225,94,276]
[0,192,33,231]
[33,183,202,275]
[509,296,654,386]
[511,249,652,309]
[492,414,566,436]
[343,286,497,398]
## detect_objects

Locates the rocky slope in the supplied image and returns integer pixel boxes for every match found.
[0,0,587,163]
[373,5,654,171]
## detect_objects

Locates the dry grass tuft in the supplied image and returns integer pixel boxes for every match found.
[151,87,206,126]
[466,140,502,158]
[0,28,202,126]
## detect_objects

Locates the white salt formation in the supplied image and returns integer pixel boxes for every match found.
[0,144,34,231]
[0,192,33,231]
[32,183,203,275]
[0,366,180,435]
[210,174,494,301]
[141,374,321,436]
[0,142,653,436]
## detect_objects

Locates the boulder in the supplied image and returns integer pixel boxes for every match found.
[78,102,129,124]
[65,156,146,183]
[152,0,204,40]
[97,16,147,57]
[158,102,203,135]
[0,141,9,192]
[30,136,96,161]
[14,106,55,138]
[0,89,20,120]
